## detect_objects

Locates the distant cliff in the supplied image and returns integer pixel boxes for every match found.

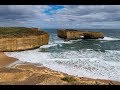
[57,29,104,40]
[0,27,49,52]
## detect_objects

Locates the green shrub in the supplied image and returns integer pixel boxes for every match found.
[61,76,77,82]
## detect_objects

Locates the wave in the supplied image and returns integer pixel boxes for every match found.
[53,40,73,44]
[40,44,58,48]
[39,40,73,49]
[99,37,120,41]
[5,49,120,82]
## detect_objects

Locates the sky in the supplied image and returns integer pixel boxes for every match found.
[0,5,120,29]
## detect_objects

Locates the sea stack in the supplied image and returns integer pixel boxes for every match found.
[57,29,104,40]
[0,27,49,52]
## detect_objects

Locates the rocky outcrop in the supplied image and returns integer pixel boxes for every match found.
[0,29,49,52]
[57,29,104,40]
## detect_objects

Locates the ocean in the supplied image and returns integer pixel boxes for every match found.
[5,29,120,82]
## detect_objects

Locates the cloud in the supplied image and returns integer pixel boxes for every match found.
[0,5,33,19]
[55,5,120,22]
[0,5,52,27]
[0,5,120,28]
[0,5,50,20]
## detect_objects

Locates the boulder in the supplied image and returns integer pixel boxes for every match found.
[57,29,104,40]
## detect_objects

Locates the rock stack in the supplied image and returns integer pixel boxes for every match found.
[57,29,104,40]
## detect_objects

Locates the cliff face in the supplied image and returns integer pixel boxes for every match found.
[66,30,84,40]
[57,29,104,40]
[83,32,104,39]
[0,32,49,52]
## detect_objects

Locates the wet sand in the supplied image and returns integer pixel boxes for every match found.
[0,52,17,67]
[0,52,120,85]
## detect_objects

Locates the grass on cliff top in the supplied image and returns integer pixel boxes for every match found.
[0,27,47,38]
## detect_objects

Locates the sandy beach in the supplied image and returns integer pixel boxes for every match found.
[0,52,17,67]
[0,52,120,85]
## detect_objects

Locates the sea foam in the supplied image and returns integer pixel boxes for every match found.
[5,49,120,82]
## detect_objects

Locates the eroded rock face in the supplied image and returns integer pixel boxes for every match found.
[83,32,104,39]
[0,30,49,52]
[57,29,104,40]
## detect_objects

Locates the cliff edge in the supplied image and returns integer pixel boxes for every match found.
[0,27,49,52]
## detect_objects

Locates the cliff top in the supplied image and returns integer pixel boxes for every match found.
[58,29,102,33]
[0,27,48,38]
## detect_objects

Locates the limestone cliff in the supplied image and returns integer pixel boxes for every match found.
[0,28,49,52]
[57,29,104,40]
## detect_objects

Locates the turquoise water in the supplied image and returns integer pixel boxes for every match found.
[6,29,120,82]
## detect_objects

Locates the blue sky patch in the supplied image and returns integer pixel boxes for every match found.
[43,5,64,15]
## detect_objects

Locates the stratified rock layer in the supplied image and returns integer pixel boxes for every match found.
[0,28,49,51]
[57,29,104,40]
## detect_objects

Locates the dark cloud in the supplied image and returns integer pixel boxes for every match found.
[0,5,52,27]
[0,5,36,21]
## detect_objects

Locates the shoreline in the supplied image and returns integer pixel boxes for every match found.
[0,52,17,67]
[0,52,120,85]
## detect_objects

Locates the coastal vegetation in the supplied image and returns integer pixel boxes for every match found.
[0,27,47,38]
[61,76,77,82]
